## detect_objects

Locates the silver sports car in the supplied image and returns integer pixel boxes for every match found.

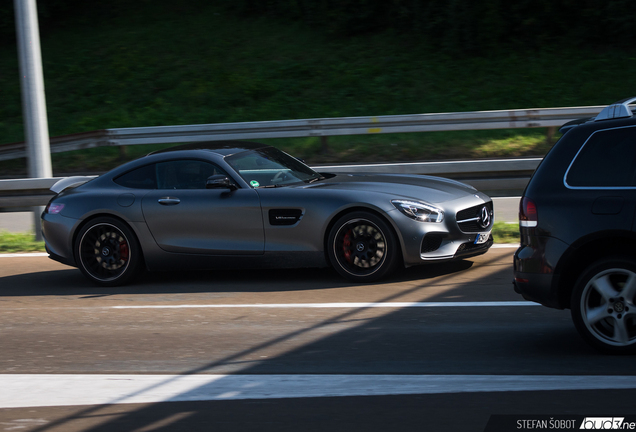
[42,141,494,286]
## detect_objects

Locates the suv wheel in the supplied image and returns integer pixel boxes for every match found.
[571,256,636,353]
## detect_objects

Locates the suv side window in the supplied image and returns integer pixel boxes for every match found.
[566,126,636,188]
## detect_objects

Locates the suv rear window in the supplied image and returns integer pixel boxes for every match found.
[566,126,636,187]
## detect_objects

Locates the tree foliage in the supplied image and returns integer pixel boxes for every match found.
[1,0,142,45]
[225,0,635,52]
[1,0,633,52]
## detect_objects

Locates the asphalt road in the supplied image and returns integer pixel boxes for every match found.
[0,247,634,432]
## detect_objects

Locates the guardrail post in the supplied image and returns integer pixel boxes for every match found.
[546,126,557,144]
[14,0,52,241]
[321,136,329,154]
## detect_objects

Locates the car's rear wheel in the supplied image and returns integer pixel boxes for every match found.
[327,211,399,282]
[75,217,142,286]
[571,256,636,353]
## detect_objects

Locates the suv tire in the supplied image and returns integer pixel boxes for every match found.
[571,256,636,354]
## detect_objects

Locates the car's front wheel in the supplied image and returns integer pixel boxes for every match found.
[327,211,399,282]
[75,217,142,286]
[571,256,636,353]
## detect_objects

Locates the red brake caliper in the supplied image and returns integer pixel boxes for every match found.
[119,241,129,262]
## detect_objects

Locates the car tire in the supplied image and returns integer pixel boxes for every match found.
[75,217,142,287]
[570,256,636,354]
[327,211,399,282]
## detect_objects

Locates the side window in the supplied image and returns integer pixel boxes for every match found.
[113,164,157,189]
[156,160,225,189]
[567,127,636,187]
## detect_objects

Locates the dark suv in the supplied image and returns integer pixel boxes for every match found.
[514,97,636,353]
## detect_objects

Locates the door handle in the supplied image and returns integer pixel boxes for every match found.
[158,197,180,205]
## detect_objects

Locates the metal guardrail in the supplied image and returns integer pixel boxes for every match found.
[0,106,603,161]
[0,158,541,210]
[314,158,541,176]
[1,104,603,209]
[0,177,65,209]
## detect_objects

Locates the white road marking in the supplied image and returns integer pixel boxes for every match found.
[0,374,634,408]
[111,301,539,309]
[0,252,48,258]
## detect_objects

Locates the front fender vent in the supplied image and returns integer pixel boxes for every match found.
[269,209,303,226]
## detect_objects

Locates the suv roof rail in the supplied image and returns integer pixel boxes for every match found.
[594,96,636,121]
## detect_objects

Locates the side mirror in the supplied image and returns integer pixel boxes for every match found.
[206,175,237,190]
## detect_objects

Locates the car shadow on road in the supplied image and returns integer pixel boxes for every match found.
[0,258,474,296]
[9,249,634,432]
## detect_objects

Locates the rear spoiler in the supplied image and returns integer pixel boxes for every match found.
[50,176,96,194]
[558,117,592,134]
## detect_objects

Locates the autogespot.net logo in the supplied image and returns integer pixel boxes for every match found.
[580,418,634,430]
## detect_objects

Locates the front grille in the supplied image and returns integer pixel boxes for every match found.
[421,234,444,253]
[456,202,493,233]
[455,236,493,256]
[456,242,480,253]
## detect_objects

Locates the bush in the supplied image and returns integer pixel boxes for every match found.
[222,0,636,53]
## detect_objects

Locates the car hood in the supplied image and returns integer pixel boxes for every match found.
[304,173,479,203]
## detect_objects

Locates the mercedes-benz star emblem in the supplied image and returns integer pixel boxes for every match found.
[478,206,491,229]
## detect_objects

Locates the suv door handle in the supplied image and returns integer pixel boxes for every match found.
[158,197,180,205]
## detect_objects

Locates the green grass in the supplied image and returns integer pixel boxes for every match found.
[0,2,635,176]
[492,222,520,244]
[0,231,45,253]
[0,223,519,254]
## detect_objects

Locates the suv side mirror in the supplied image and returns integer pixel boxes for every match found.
[206,175,237,190]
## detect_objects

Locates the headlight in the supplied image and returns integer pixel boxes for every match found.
[391,200,444,223]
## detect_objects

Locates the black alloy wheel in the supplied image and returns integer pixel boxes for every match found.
[75,217,142,286]
[328,211,399,282]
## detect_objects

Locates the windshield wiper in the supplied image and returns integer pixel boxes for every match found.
[306,175,325,184]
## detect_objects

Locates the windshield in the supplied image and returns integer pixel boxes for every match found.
[225,147,322,188]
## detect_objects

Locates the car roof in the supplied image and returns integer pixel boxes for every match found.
[560,97,636,133]
[149,140,270,157]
